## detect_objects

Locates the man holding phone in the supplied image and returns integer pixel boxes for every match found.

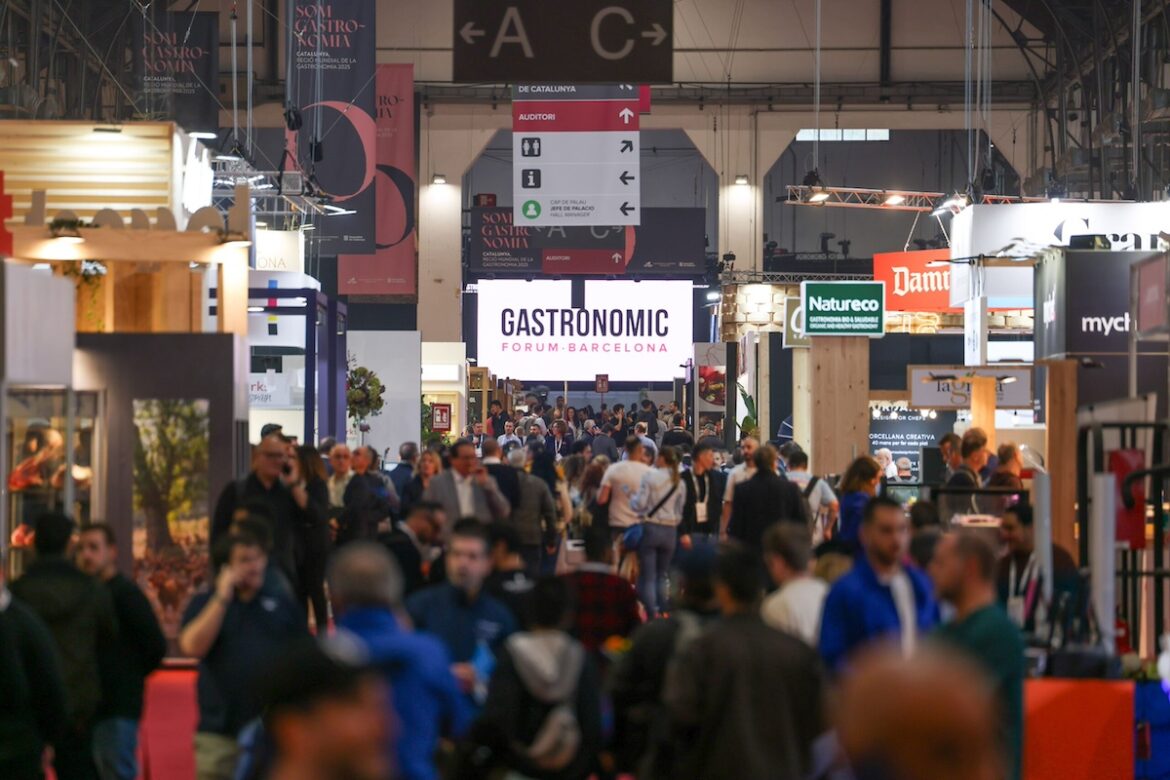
[210,433,303,592]
[180,532,307,780]
[422,439,511,527]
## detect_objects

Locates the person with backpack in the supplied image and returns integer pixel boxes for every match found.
[474,577,602,780]
[784,451,839,544]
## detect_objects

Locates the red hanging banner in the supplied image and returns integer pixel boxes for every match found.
[338,64,418,298]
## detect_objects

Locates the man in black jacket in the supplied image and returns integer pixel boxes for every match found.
[12,512,118,780]
[664,544,826,780]
[637,399,661,441]
[727,447,810,558]
[378,501,446,596]
[680,443,727,549]
[661,415,694,453]
[77,524,166,780]
[481,438,521,510]
[0,558,67,778]
[210,433,302,589]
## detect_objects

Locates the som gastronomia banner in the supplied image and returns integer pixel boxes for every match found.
[476,279,693,381]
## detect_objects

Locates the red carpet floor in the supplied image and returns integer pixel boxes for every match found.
[140,668,197,780]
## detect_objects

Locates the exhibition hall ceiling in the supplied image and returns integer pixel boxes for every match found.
[375,0,1045,86]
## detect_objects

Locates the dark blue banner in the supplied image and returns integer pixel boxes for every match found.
[135,12,220,133]
[288,0,377,255]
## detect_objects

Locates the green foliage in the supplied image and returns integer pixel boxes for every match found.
[346,353,385,423]
[132,399,210,551]
[737,383,759,438]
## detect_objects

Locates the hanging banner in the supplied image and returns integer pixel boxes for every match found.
[288,0,377,255]
[338,64,417,298]
[135,12,219,133]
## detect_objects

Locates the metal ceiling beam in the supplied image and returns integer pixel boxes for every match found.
[418,81,1038,107]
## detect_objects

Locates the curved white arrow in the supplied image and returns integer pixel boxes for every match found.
[641,23,667,46]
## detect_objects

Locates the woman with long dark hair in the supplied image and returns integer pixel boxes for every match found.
[291,445,331,628]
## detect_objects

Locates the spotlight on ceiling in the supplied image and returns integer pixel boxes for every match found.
[734,174,749,186]
[807,188,831,203]
[883,193,906,206]
[432,173,448,185]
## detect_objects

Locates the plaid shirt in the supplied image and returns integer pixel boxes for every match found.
[562,565,642,652]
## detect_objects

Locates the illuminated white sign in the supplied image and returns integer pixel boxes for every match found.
[476,279,693,381]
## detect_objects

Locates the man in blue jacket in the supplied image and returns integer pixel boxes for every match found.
[329,542,470,780]
[819,495,937,672]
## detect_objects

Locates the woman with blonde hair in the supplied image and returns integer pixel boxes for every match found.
[630,445,686,617]
[401,449,442,515]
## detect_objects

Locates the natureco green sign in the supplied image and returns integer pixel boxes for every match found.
[800,281,886,337]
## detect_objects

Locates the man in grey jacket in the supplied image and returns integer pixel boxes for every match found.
[505,448,558,574]
[422,439,511,529]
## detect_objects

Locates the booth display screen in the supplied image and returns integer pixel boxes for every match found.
[476,279,694,382]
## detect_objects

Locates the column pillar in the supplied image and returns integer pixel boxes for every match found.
[1044,359,1079,562]
[968,376,998,451]
[417,105,508,342]
[809,336,870,474]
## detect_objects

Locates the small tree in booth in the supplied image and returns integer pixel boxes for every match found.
[346,354,385,437]
[132,399,210,552]
[737,383,760,439]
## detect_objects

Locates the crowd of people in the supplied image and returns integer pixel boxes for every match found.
[0,397,1072,780]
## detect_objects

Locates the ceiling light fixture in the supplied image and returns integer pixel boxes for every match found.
[189,131,218,140]
[432,173,448,185]
[49,221,84,244]
[884,193,906,206]
[734,174,749,186]
[807,188,831,203]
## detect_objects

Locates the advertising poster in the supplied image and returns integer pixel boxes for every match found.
[338,64,418,298]
[869,408,957,481]
[694,342,727,435]
[135,12,219,133]
[476,279,693,382]
[872,250,957,313]
[468,207,706,276]
[131,399,210,654]
[288,0,376,255]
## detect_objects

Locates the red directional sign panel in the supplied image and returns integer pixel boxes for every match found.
[512,100,640,132]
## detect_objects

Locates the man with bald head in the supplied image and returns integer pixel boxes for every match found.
[211,432,303,589]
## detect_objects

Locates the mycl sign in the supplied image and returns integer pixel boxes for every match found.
[800,281,886,337]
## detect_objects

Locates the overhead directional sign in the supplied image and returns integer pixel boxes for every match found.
[513,84,641,226]
[453,0,673,84]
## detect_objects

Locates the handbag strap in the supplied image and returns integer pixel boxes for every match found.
[647,481,680,519]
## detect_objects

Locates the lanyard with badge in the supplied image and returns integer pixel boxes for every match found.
[693,472,709,527]
[1007,552,1038,626]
